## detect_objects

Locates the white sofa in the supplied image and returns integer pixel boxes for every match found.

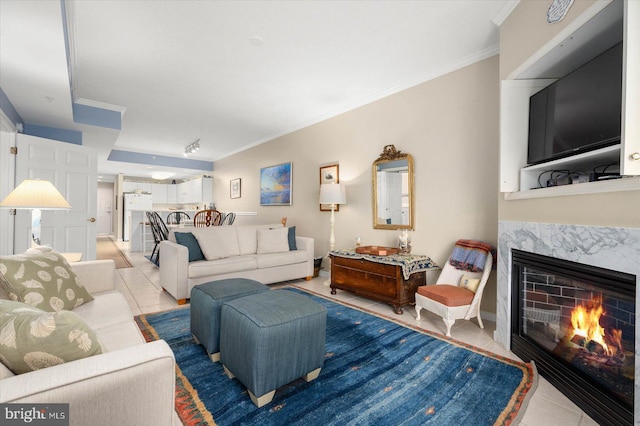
[160,224,314,304]
[0,259,176,426]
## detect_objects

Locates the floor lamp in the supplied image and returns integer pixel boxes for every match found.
[319,183,347,252]
[0,179,72,247]
[319,183,346,287]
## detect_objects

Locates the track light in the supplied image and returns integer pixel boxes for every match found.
[184,139,200,156]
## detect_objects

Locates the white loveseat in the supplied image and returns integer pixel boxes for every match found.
[0,259,176,426]
[159,224,314,304]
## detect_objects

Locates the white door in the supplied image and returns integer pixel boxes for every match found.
[15,134,98,259]
[97,182,113,235]
[0,116,16,255]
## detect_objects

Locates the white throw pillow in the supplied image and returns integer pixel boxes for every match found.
[256,228,290,254]
[459,275,481,293]
[193,227,240,260]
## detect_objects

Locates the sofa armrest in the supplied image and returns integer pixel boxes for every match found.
[0,340,175,426]
[159,240,189,302]
[296,236,315,277]
[71,260,116,294]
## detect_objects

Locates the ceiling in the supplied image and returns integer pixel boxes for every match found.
[0,0,516,182]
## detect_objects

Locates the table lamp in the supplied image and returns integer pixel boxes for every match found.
[0,179,72,246]
[319,183,346,252]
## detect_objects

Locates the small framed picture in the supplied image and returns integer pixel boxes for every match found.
[320,164,339,211]
[230,178,241,199]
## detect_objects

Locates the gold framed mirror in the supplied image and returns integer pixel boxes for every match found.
[372,145,414,230]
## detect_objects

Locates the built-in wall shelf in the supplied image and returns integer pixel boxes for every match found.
[520,145,621,191]
[500,0,640,199]
[505,175,640,200]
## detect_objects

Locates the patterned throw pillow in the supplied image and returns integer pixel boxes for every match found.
[0,300,103,374]
[459,275,481,293]
[0,251,94,312]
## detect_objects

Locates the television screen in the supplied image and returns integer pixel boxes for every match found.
[527,42,622,165]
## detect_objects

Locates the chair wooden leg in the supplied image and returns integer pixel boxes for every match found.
[443,318,455,337]
[476,312,484,329]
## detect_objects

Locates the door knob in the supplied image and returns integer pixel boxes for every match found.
[87,217,96,223]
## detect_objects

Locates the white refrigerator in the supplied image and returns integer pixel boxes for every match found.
[123,193,153,241]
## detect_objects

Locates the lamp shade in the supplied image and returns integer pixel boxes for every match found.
[0,179,71,210]
[319,183,346,205]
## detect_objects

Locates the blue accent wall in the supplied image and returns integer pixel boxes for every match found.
[23,123,82,145]
[73,103,122,130]
[108,149,214,171]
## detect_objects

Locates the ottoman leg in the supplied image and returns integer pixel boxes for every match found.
[209,352,220,362]
[223,365,235,379]
[249,390,276,408]
[192,333,200,345]
[303,367,321,382]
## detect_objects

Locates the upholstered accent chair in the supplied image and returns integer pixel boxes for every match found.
[415,242,493,337]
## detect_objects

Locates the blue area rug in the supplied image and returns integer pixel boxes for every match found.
[135,287,536,425]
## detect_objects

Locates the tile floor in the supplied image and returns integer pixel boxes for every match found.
[114,240,598,426]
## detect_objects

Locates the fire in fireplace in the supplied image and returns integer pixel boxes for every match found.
[511,249,635,426]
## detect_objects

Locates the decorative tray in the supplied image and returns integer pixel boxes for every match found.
[355,245,399,256]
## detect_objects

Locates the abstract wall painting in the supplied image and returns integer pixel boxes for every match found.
[260,162,292,206]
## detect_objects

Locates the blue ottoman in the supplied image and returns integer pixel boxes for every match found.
[220,289,327,407]
[190,278,268,362]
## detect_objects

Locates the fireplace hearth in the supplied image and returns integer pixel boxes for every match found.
[511,249,635,426]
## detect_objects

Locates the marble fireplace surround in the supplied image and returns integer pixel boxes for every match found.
[496,221,640,420]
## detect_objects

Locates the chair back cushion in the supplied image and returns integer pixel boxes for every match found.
[417,284,474,307]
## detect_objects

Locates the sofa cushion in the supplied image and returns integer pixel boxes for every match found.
[94,320,145,352]
[72,291,133,331]
[0,300,103,374]
[188,255,258,279]
[236,224,281,255]
[257,227,290,254]
[0,251,94,312]
[255,250,309,269]
[174,232,205,262]
[193,227,240,260]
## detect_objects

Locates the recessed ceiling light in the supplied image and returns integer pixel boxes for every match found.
[249,36,264,47]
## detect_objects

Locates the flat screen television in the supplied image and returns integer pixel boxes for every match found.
[527,42,623,166]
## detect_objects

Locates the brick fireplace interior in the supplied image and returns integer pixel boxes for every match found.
[497,221,640,425]
[511,249,634,425]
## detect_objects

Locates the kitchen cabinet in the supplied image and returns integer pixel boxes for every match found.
[152,184,167,204]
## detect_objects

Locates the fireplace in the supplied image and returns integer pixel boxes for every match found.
[511,249,635,425]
